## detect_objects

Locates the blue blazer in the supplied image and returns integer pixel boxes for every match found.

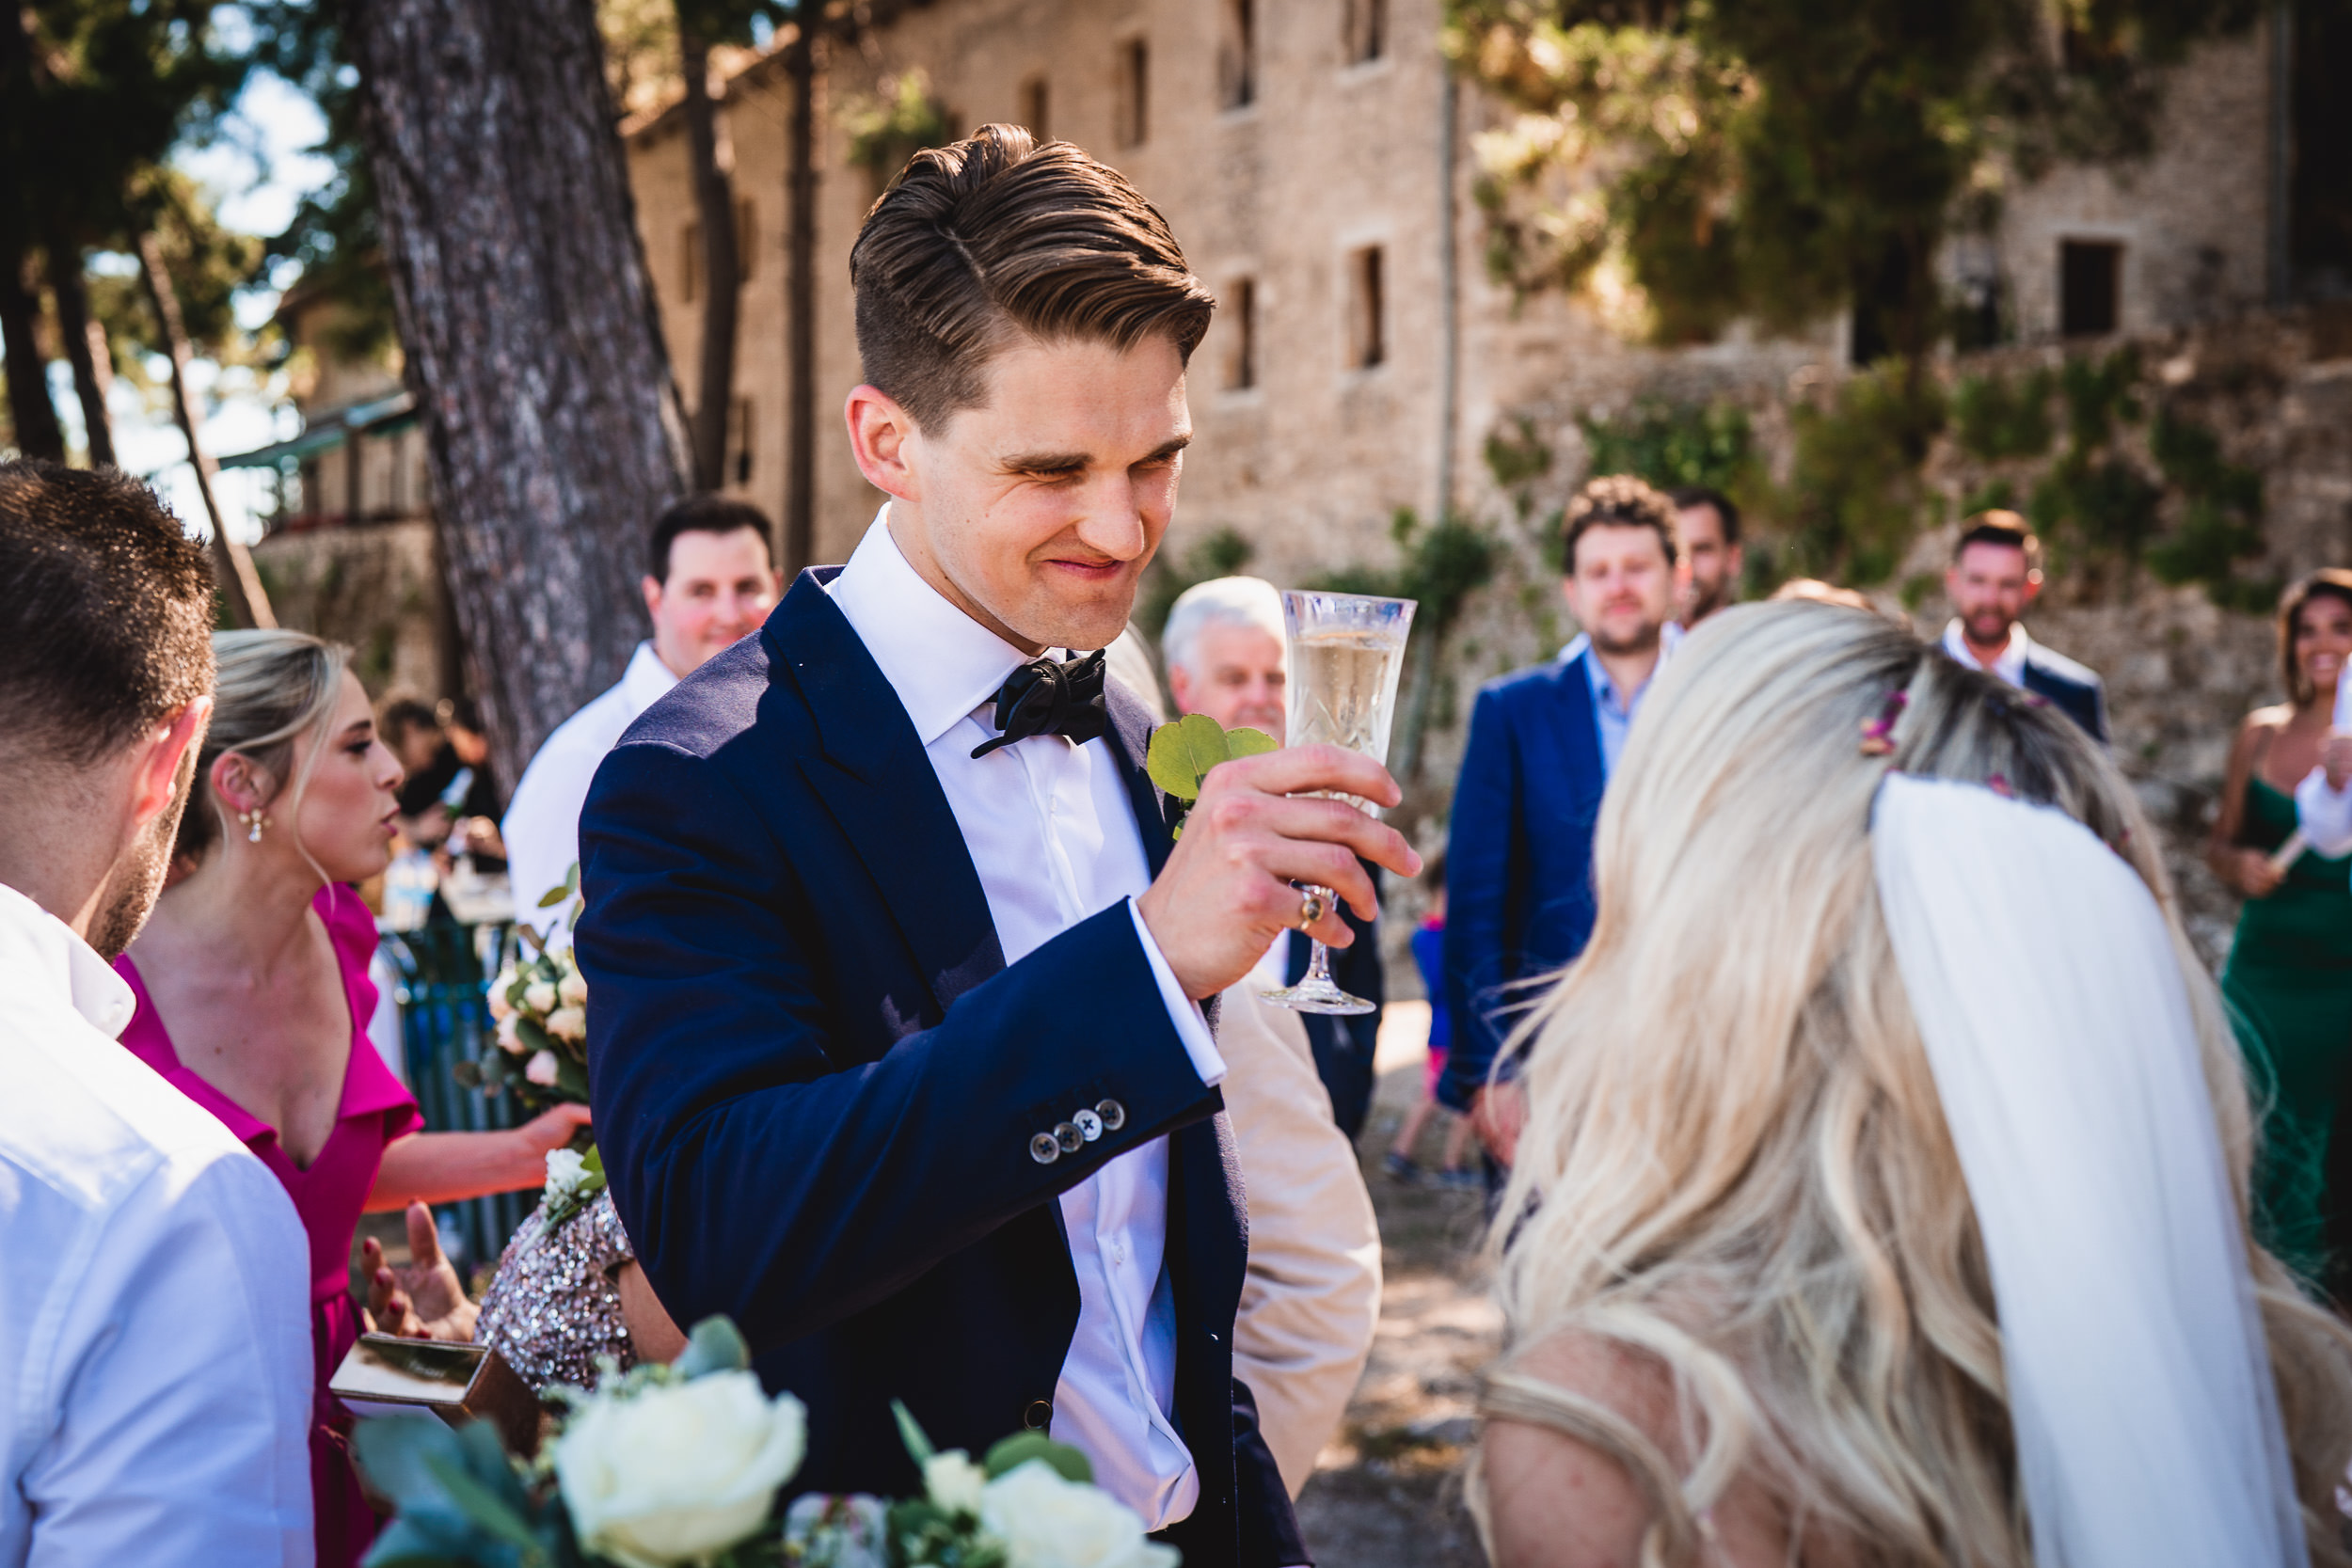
[1440,648,1608,1111]
[2019,642,2108,744]
[575,570,1303,1567]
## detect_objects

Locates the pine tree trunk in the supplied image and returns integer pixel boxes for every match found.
[0,241,66,464]
[45,239,116,468]
[782,28,818,572]
[345,0,690,786]
[135,228,276,631]
[680,25,740,493]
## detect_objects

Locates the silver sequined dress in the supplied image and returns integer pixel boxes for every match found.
[473,1189,638,1392]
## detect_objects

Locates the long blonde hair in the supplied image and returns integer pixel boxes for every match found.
[1480,600,2352,1565]
[175,629,351,867]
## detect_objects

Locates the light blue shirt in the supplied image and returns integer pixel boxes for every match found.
[1562,624,1681,776]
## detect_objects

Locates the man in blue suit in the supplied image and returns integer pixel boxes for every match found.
[575,126,1418,1566]
[1939,513,2108,742]
[1441,477,1685,1163]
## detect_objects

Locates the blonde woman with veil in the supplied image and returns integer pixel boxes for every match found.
[1474,600,2352,1568]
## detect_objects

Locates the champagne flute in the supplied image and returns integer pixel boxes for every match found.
[1261,589,1417,1016]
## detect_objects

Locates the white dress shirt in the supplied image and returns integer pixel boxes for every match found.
[827,511,1227,1530]
[0,881,313,1567]
[1942,618,2030,689]
[503,641,681,937]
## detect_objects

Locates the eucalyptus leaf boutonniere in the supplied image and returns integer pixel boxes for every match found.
[1146,713,1279,837]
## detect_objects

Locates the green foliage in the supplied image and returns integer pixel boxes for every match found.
[1951,368,2055,462]
[2059,347,2143,450]
[2144,406,2266,592]
[1136,526,1255,637]
[351,1414,565,1567]
[981,1433,1091,1485]
[1482,415,1553,492]
[1448,0,2258,362]
[1145,714,1279,802]
[844,71,953,192]
[1580,400,1756,495]
[1309,510,1501,643]
[1776,361,1947,584]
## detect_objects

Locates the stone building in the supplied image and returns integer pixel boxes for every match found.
[619,0,2326,588]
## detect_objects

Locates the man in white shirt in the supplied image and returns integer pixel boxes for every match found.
[1162,575,1382,1497]
[0,460,313,1567]
[579,127,1421,1565]
[502,495,782,930]
[1937,513,2108,742]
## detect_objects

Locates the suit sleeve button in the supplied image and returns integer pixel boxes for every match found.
[1095,1099,1126,1132]
[1025,1399,1054,1430]
[1054,1120,1084,1153]
[1073,1108,1104,1142]
[1029,1132,1061,1164]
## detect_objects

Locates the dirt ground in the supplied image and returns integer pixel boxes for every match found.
[1294,1001,1498,1568]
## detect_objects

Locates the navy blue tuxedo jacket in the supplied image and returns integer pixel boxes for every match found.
[1440,648,1608,1111]
[2017,642,2108,744]
[575,570,1304,1567]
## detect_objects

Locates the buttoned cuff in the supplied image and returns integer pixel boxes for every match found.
[1126,897,1227,1088]
[2295,766,2352,857]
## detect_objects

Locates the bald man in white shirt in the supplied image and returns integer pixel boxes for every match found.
[0,461,312,1567]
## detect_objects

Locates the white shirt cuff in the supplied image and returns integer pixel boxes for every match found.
[2295,766,2352,858]
[1125,897,1227,1088]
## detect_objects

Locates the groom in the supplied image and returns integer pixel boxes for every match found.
[577,126,1418,1565]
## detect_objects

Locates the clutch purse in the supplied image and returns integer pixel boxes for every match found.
[329,1334,543,1455]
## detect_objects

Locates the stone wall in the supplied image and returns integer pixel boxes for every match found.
[252,519,453,703]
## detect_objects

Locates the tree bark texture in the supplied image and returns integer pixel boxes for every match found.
[782,28,818,574]
[346,0,690,786]
[680,26,741,493]
[0,243,66,463]
[46,239,116,468]
[136,228,276,631]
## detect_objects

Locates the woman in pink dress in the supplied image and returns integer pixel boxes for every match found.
[118,631,590,1567]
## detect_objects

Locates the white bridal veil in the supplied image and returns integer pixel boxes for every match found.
[1871,774,2305,1568]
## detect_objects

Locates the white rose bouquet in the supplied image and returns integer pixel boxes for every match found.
[467,865,603,1233]
[350,1318,1180,1568]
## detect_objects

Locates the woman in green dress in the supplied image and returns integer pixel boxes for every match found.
[2209,569,2352,1286]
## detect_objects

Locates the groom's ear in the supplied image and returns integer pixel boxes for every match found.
[846,384,921,501]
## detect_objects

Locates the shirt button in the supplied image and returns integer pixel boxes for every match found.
[1028,1132,1061,1165]
[1054,1120,1084,1154]
[1111,1241,1127,1266]
[1025,1399,1054,1430]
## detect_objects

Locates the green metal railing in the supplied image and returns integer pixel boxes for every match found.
[375,919,535,1272]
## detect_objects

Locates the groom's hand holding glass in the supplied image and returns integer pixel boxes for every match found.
[1136,742,1422,1001]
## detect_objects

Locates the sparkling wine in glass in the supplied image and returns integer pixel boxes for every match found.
[1261,589,1417,1016]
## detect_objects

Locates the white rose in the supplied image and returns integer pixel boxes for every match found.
[526,1049,561,1087]
[781,1493,889,1568]
[525,979,560,1015]
[555,1370,805,1568]
[545,1147,586,1193]
[979,1461,1179,1568]
[924,1450,988,1516]
[495,1012,527,1054]
[546,1005,588,1043]
[487,966,518,1019]
[558,966,590,1007]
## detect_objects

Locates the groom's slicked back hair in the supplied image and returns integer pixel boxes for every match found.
[0,459,216,769]
[850,123,1216,431]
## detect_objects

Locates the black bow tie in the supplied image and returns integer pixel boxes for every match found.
[971,649,1110,759]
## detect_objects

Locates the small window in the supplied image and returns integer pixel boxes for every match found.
[1019,74,1050,141]
[2059,240,2121,337]
[1346,245,1385,370]
[1117,38,1150,148]
[681,222,701,303]
[737,198,757,282]
[727,396,754,485]
[1226,277,1258,390]
[1343,0,1386,64]
[1218,0,1256,111]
